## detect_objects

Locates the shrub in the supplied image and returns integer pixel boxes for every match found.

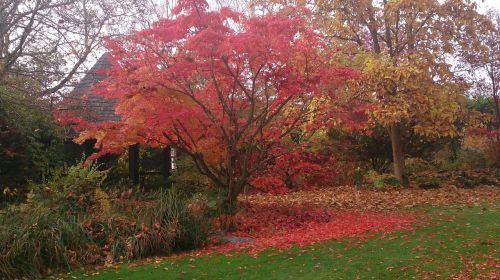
[414,176,442,189]
[124,188,210,259]
[405,158,434,174]
[155,188,210,251]
[457,148,487,170]
[0,163,210,279]
[433,143,490,172]
[0,160,108,278]
[0,208,89,279]
[0,87,66,189]
[457,171,475,188]
[26,159,109,213]
[433,146,459,171]
[365,171,400,188]
[169,153,213,197]
[127,222,177,259]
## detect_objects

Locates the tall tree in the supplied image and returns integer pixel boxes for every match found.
[0,0,162,185]
[465,10,499,134]
[60,0,355,203]
[252,0,493,184]
[0,0,162,98]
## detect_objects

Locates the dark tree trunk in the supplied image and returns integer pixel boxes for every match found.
[221,180,247,214]
[227,181,242,203]
[493,88,499,141]
[389,124,408,185]
[128,144,140,185]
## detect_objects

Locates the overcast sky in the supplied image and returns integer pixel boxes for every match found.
[476,0,500,12]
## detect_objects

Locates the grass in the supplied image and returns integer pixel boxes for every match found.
[61,203,499,280]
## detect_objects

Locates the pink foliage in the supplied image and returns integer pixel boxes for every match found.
[57,0,359,196]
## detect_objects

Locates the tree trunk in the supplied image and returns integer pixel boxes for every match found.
[220,185,238,215]
[128,144,140,185]
[389,124,408,185]
[227,181,242,202]
[493,87,499,140]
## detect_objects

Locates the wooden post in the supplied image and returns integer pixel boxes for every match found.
[129,144,139,185]
[163,145,172,179]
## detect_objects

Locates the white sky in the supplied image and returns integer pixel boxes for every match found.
[476,0,500,12]
[80,0,499,82]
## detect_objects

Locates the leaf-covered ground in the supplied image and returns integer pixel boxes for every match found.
[55,186,499,279]
[207,205,415,253]
[243,185,500,211]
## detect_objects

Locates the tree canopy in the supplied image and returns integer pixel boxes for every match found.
[60,0,356,202]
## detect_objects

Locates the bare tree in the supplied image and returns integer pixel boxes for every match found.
[0,0,161,100]
[473,10,499,131]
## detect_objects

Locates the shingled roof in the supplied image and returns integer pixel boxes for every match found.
[66,53,120,123]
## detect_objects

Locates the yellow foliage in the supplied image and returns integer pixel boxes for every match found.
[344,55,464,138]
[251,0,492,140]
[94,188,112,216]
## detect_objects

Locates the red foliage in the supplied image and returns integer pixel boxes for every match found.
[57,0,358,197]
[205,204,415,254]
[249,148,339,193]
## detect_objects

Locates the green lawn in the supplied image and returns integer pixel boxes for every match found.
[63,204,499,280]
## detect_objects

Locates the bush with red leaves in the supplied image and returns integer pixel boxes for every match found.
[249,149,339,194]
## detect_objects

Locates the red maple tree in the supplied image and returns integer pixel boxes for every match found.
[60,0,357,203]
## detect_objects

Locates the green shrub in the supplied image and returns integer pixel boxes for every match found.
[169,153,213,197]
[433,146,488,171]
[457,148,487,170]
[364,170,380,184]
[127,224,176,259]
[433,146,460,171]
[27,159,108,213]
[0,160,108,279]
[44,159,108,192]
[120,188,210,260]
[453,171,497,188]
[0,86,66,189]
[0,162,210,279]
[0,208,89,279]
[415,176,442,189]
[372,177,385,188]
[405,158,434,174]
[478,176,497,186]
[155,188,210,251]
[458,176,475,188]
[353,167,365,186]
[364,171,400,188]
[384,176,401,186]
